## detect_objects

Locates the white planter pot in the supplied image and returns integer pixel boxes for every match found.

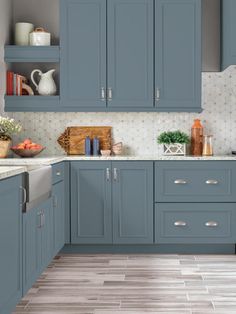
[162,143,186,156]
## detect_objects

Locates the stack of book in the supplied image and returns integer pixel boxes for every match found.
[6,71,27,96]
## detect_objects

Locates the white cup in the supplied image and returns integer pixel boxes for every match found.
[15,23,34,46]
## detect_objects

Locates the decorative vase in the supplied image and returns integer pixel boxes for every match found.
[31,69,57,96]
[163,143,186,156]
[0,140,11,158]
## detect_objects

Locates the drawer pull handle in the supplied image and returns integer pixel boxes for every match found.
[174,179,187,185]
[205,221,218,227]
[206,180,218,185]
[106,168,110,181]
[174,221,187,227]
[56,171,61,176]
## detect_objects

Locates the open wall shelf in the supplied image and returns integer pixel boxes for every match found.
[5,96,60,112]
[5,46,60,63]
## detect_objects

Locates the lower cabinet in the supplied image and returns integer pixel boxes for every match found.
[112,162,153,244]
[155,203,236,244]
[23,198,53,295]
[0,175,22,314]
[52,180,65,254]
[70,161,154,244]
[71,161,112,244]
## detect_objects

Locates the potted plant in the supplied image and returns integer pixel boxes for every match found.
[0,116,22,158]
[157,130,190,156]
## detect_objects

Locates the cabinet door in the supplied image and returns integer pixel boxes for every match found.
[23,206,41,295]
[112,162,153,244]
[60,0,106,108]
[0,176,22,314]
[155,0,201,112]
[107,0,154,109]
[52,181,65,255]
[41,199,54,270]
[71,162,112,244]
[222,0,236,69]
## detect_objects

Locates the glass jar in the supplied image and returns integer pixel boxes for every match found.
[202,135,213,156]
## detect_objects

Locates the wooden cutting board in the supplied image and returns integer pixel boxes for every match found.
[57,126,112,155]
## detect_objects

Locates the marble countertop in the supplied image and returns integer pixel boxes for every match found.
[0,166,26,180]
[0,154,236,180]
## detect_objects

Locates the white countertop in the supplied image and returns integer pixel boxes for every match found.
[0,166,26,180]
[0,155,236,180]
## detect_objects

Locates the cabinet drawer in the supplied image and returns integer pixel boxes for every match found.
[155,203,236,244]
[155,161,236,202]
[52,163,65,184]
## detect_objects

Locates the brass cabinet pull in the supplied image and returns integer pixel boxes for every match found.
[174,221,187,227]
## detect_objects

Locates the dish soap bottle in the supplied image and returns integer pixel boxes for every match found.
[191,119,203,156]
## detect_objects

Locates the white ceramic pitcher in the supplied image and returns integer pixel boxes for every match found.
[31,69,57,96]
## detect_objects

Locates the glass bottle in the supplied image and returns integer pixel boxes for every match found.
[202,135,213,156]
[191,119,204,156]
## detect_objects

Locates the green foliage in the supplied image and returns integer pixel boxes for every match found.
[0,116,22,141]
[157,130,190,144]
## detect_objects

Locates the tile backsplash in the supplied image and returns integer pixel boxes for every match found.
[3,66,236,156]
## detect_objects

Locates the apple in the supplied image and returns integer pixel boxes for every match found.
[23,139,32,145]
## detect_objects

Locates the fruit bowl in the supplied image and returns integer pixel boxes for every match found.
[11,147,45,158]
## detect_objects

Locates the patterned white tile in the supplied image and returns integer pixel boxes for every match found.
[1,66,236,156]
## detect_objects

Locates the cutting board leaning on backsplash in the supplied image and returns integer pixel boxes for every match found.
[58,126,112,155]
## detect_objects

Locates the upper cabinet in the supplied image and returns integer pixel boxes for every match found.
[60,0,107,109]
[155,0,202,112]
[60,0,154,110]
[107,0,154,109]
[5,0,202,112]
[222,0,236,70]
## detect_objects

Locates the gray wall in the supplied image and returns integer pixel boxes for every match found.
[0,0,12,114]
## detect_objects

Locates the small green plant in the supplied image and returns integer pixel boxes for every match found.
[0,116,22,141]
[157,131,190,145]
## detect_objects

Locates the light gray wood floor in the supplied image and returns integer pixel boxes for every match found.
[13,254,236,314]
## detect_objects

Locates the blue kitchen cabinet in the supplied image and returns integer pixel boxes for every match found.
[0,175,22,314]
[155,161,236,203]
[52,180,65,254]
[222,0,236,69]
[23,205,41,295]
[107,0,154,109]
[23,198,53,295]
[60,0,106,109]
[70,161,112,244]
[70,161,154,244]
[155,203,236,244]
[155,0,202,112]
[112,162,154,244]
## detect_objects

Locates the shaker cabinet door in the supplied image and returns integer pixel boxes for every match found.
[155,0,201,112]
[112,162,154,244]
[107,0,154,109]
[0,176,22,314]
[71,162,112,244]
[222,0,236,69]
[60,0,107,109]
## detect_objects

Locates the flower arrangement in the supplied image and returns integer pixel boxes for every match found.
[0,116,22,141]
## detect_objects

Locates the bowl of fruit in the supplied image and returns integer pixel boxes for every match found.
[11,139,45,158]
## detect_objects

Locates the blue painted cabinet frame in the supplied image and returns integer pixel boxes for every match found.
[155,0,202,112]
[70,161,154,244]
[222,0,236,70]
[0,175,23,314]
[112,161,154,244]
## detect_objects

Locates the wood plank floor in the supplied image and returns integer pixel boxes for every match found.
[13,254,236,314]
